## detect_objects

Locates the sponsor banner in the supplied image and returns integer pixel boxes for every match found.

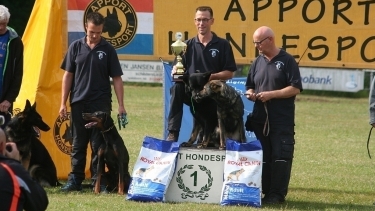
[300,67,364,92]
[120,60,163,83]
[153,0,375,68]
[68,0,153,55]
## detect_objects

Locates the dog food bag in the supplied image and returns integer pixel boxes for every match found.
[220,139,263,207]
[127,136,180,202]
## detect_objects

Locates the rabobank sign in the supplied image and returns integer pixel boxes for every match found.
[299,68,364,92]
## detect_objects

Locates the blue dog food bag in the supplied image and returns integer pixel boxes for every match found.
[220,139,263,207]
[126,136,180,202]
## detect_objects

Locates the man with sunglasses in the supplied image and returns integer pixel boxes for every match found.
[166,6,237,142]
[245,26,303,204]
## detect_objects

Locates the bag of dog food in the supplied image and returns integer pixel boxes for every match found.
[126,136,180,202]
[220,139,263,207]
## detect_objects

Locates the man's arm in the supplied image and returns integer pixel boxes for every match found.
[256,86,300,103]
[112,76,126,115]
[209,70,234,81]
[59,71,73,118]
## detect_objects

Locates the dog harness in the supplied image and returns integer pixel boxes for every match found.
[0,162,21,211]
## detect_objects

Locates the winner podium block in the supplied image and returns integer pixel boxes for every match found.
[165,147,226,204]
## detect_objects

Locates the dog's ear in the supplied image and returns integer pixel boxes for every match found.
[24,99,32,111]
[178,74,189,84]
[203,71,212,81]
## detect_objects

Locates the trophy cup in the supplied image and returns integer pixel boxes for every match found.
[171,32,187,81]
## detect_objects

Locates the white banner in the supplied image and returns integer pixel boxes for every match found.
[119,60,163,83]
[300,67,364,92]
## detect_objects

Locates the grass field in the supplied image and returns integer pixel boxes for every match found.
[45,85,375,211]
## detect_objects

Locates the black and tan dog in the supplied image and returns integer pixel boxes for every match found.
[196,80,246,149]
[5,99,60,187]
[82,111,131,195]
[179,72,220,148]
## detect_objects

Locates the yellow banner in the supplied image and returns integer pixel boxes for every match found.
[149,0,375,68]
[15,0,90,179]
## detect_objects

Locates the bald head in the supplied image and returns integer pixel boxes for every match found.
[253,26,275,39]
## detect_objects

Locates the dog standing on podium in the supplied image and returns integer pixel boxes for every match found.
[196,80,246,149]
[82,111,131,195]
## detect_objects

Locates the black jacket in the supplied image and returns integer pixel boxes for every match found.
[2,27,23,112]
[0,155,48,211]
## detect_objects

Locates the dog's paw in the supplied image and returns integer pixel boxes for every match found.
[181,142,193,147]
[219,145,226,150]
[197,143,208,149]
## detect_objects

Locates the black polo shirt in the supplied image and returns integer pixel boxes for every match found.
[245,49,303,125]
[181,32,237,74]
[61,37,123,104]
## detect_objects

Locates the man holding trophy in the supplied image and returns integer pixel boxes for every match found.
[167,6,237,142]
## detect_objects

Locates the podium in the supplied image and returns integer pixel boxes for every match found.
[165,147,225,204]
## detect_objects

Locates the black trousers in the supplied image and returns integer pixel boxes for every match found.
[67,101,111,185]
[250,121,295,199]
[167,82,190,132]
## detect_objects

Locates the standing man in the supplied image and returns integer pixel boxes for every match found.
[245,26,303,204]
[0,5,23,127]
[166,5,237,141]
[369,74,375,206]
[0,127,49,211]
[59,12,126,192]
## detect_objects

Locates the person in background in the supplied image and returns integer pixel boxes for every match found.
[166,5,237,141]
[368,75,375,206]
[245,26,303,204]
[0,5,23,128]
[59,11,126,192]
[0,125,48,211]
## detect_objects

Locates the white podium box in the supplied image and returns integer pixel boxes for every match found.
[165,147,225,204]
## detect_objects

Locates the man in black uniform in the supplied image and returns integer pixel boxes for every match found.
[0,127,48,211]
[59,12,126,192]
[166,5,237,141]
[245,26,303,204]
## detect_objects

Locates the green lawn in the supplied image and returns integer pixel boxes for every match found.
[45,85,375,211]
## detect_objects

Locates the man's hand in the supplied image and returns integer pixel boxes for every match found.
[170,65,177,77]
[59,104,67,118]
[0,100,11,112]
[245,90,257,102]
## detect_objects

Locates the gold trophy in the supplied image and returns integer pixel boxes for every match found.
[171,32,187,81]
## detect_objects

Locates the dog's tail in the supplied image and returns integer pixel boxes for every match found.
[29,165,62,187]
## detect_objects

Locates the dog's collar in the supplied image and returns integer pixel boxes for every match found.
[101,124,115,133]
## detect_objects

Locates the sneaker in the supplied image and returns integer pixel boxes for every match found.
[60,182,82,192]
[167,131,179,142]
[262,195,285,204]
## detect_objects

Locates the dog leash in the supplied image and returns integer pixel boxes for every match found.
[101,124,115,133]
[263,102,270,137]
[190,96,196,114]
[117,113,128,130]
[367,126,373,159]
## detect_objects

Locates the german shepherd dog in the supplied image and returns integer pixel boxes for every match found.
[5,99,60,186]
[196,80,246,149]
[179,72,220,148]
[82,111,131,195]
